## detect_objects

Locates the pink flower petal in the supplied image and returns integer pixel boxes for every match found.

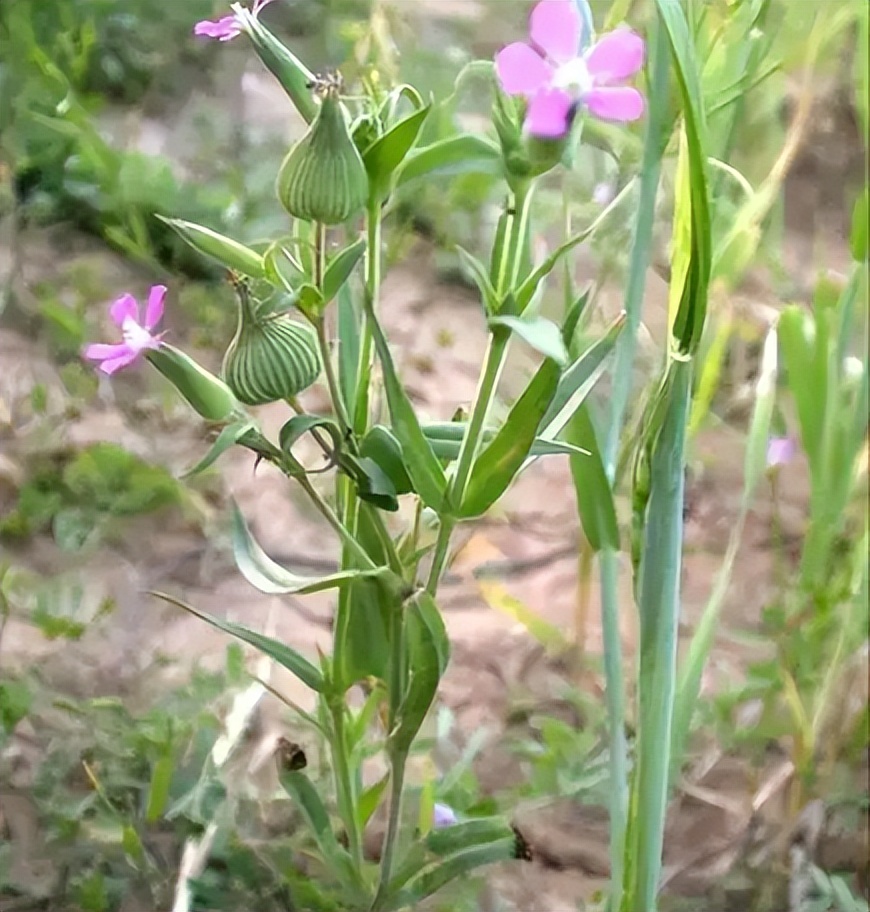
[110,293,139,327]
[525,88,575,138]
[585,86,645,122]
[193,16,240,40]
[84,342,129,361]
[99,348,141,375]
[145,285,167,330]
[585,29,645,84]
[529,0,582,64]
[495,43,552,96]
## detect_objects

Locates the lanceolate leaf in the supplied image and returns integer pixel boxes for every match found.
[182,421,256,478]
[489,315,569,365]
[395,134,501,189]
[567,405,619,551]
[230,501,384,595]
[323,238,366,303]
[367,310,449,512]
[364,106,431,198]
[391,592,449,753]
[459,361,561,518]
[150,591,324,692]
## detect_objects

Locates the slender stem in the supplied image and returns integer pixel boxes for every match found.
[425,516,455,595]
[600,547,628,909]
[296,474,377,570]
[372,746,407,910]
[315,316,353,434]
[354,202,382,434]
[330,701,364,870]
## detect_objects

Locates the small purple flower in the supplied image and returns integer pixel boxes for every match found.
[496,0,645,138]
[84,286,166,375]
[766,436,798,470]
[194,0,272,42]
[433,803,458,829]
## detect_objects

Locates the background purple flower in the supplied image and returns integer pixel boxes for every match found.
[495,0,645,138]
[766,436,798,470]
[432,803,458,828]
[194,0,272,41]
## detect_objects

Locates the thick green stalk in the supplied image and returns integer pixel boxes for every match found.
[600,547,628,902]
[621,361,692,912]
[603,22,671,477]
[599,26,671,911]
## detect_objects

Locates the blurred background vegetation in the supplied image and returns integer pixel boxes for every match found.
[0,0,866,910]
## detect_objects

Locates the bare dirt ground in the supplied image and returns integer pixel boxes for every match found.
[1,45,867,912]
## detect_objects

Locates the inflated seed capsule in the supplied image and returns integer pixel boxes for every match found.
[276,74,369,225]
[147,345,238,422]
[222,280,321,406]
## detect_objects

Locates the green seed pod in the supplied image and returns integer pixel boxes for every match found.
[222,283,321,406]
[147,344,238,422]
[276,78,369,225]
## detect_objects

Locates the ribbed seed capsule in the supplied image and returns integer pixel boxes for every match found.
[276,78,369,225]
[222,282,321,406]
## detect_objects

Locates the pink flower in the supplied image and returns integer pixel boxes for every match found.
[84,286,166,375]
[496,0,645,138]
[766,436,798,470]
[194,0,272,42]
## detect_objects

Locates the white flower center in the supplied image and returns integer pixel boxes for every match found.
[552,57,592,96]
[122,317,152,352]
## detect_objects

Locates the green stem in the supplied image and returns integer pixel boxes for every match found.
[372,744,407,910]
[600,547,628,909]
[296,474,376,570]
[354,201,382,434]
[423,182,533,597]
[330,701,363,870]
[315,316,353,435]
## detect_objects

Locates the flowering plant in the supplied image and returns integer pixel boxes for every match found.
[84,0,719,909]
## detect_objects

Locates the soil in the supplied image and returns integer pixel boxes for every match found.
[1,15,867,912]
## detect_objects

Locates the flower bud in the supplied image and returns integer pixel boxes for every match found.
[222,282,321,406]
[276,77,369,225]
[147,344,239,422]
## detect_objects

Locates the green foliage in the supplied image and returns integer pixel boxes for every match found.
[0,443,182,549]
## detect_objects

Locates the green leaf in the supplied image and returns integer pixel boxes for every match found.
[779,305,823,468]
[182,421,256,478]
[850,187,868,263]
[363,106,431,199]
[263,242,304,294]
[337,284,360,414]
[567,405,619,551]
[150,590,325,692]
[277,769,363,894]
[339,454,399,512]
[334,577,390,688]
[459,362,561,518]
[418,423,586,460]
[536,315,625,443]
[360,426,413,495]
[156,217,265,279]
[279,415,344,457]
[145,755,173,823]
[489,315,568,365]
[383,840,518,911]
[513,232,588,315]
[230,501,384,595]
[391,592,449,753]
[395,134,501,189]
[657,0,712,355]
[456,246,499,314]
[357,774,389,831]
[323,238,366,303]
[367,310,449,511]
